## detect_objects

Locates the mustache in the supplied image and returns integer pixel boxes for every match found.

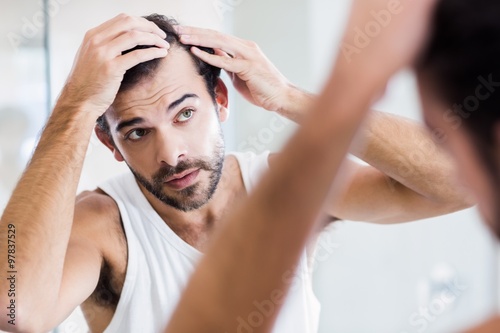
[152,159,214,183]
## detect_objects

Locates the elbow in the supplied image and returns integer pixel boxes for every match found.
[456,196,477,211]
[0,326,43,333]
[439,168,478,213]
[0,325,37,333]
[0,301,51,333]
[451,184,477,211]
[0,297,17,332]
[0,306,26,333]
[437,191,476,215]
[427,177,477,214]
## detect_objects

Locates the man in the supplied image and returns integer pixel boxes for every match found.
[166,0,500,332]
[416,0,500,330]
[0,12,469,333]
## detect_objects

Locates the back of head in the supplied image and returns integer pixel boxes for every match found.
[418,0,500,150]
[417,0,500,233]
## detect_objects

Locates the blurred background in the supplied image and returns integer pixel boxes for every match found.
[0,0,499,332]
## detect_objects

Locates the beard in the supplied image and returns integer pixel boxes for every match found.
[128,135,225,212]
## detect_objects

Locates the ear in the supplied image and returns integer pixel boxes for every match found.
[95,124,125,162]
[215,78,230,123]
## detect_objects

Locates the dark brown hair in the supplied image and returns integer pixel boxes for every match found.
[96,13,222,135]
[417,0,500,235]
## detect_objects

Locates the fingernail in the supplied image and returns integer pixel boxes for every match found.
[181,34,190,40]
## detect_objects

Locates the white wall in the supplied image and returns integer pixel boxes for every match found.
[0,0,49,212]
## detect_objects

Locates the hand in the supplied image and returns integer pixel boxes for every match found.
[59,14,170,117]
[339,0,438,82]
[174,26,292,112]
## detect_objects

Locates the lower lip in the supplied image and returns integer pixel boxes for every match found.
[165,169,200,190]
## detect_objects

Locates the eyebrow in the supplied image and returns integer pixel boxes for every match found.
[115,117,145,133]
[168,93,199,111]
[115,94,199,133]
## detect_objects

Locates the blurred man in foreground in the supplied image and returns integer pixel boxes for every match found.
[166,0,500,332]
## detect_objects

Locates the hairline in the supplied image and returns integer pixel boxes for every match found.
[98,45,220,137]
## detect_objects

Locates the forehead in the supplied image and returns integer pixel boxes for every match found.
[110,47,206,116]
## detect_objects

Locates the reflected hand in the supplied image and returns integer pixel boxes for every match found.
[60,14,170,117]
[175,26,292,112]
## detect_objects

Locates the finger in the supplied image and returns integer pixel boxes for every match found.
[175,26,249,58]
[190,46,246,73]
[107,30,170,58]
[214,48,233,58]
[115,47,168,73]
[87,14,167,47]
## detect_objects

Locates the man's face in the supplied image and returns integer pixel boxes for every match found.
[417,76,499,236]
[103,47,227,212]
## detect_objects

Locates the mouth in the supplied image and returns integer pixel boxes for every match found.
[164,168,200,190]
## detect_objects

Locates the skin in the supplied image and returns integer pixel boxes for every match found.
[166,1,500,332]
[98,47,234,240]
[0,14,171,333]
[165,1,446,332]
[0,3,472,333]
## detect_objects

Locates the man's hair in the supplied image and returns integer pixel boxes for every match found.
[417,0,500,232]
[96,13,222,135]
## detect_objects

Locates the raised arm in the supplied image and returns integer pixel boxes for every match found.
[165,1,438,332]
[176,22,472,225]
[328,111,473,223]
[0,14,169,332]
[173,24,315,122]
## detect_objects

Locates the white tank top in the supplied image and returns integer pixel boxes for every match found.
[99,151,320,333]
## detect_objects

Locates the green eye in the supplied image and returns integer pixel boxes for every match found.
[177,109,194,122]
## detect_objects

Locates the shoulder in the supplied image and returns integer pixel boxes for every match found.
[73,190,125,260]
[75,190,120,227]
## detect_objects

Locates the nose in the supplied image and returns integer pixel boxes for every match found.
[155,128,187,167]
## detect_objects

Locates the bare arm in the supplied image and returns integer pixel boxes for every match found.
[266,106,473,223]
[271,90,473,223]
[0,102,98,332]
[174,24,315,123]
[165,50,379,333]
[165,1,438,332]
[0,14,168,331]
[176,23,471,226]
[328,111,473,223]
